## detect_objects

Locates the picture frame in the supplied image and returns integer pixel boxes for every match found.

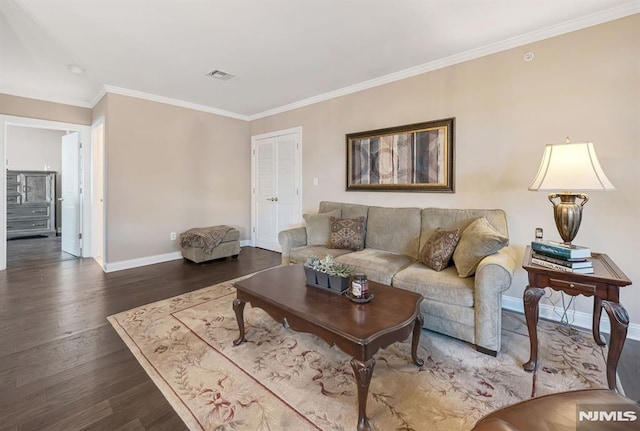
[346,118,455,192]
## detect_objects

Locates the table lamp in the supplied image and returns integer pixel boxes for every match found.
[528,139,614,244]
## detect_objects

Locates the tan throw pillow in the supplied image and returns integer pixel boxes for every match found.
[303,209,341,246]
[453,217,509,277]
[328,216,365,250]
[420,228,460,271]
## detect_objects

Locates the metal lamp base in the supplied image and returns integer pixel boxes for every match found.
[548,193,589,244]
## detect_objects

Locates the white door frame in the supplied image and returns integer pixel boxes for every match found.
[0,115,93,270]
[250,126,303,248]
[90,118,106,269]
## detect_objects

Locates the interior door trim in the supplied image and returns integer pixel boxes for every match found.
[250,126,303,250]
[0,115,92,271]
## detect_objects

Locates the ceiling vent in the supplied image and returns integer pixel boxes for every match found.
[206,70,235,81]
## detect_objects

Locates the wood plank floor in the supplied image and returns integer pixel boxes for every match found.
[0,245,281,431]
[6,236,77,269]
[1,240,638,430]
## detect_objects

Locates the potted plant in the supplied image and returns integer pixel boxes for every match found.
[303,256,321,285]
[315,255,335,287]
[327,262,354,292]
[303,255,353,293]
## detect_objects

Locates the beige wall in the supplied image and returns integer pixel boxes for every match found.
[92,95,107,123]
[104,94,251,263]
[250,16,640,324]
[0,93,92,125]
[6,126,64,171]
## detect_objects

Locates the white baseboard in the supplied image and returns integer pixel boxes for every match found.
[103,242,255,273]
[502,295,640,342]
[104,251,183,273]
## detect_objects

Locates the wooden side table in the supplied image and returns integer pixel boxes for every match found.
[521,246,632,392]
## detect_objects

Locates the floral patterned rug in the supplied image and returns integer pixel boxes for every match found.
[108,273,609,431]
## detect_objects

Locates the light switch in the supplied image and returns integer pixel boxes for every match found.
[313,177,318,186]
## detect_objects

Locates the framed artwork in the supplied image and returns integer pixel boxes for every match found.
[346,118,455,192]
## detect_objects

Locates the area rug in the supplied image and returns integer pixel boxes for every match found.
[108,273,609,431]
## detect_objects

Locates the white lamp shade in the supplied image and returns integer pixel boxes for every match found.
[528,142,615,191]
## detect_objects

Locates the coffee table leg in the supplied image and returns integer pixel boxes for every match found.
[411,314,424,366]
[232,298,246,346]
[351,357,375,431]
[523,286,545,372]
[602,301,629,392]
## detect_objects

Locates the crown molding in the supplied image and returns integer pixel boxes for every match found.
[89,87,107,108]
[0,87,93,109]
[101,85,250,121]
[248,2,640,120]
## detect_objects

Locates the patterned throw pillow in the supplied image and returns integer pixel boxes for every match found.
[328,216,365,250]
[419,228,460,271]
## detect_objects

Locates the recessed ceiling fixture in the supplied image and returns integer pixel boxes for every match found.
[206,70,235,81]
[67,64,85,75]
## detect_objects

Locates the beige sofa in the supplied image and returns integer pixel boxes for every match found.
[278,201,517,355]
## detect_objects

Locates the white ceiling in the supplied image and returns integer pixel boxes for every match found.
[1,0,638,119]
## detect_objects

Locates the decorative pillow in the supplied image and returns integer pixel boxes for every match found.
[328,216,366,250]
[303,209,341,246]
[419,228,460,271]
[453,217,509,277]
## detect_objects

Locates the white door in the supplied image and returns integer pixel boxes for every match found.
[252,128,302,252]
[61,132,82,256]
[255,137,278,250]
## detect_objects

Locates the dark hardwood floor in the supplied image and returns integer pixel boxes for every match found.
[0,244,282,431]
[1,240,638,430]
[6,236,77,269]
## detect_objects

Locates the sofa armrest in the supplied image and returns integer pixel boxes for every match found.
[473,246,518,351]
[476,246,517,288]
[278,227,308,265]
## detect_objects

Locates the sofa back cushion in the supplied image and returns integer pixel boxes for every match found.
[366,206,422,258]
[319,201,369,219]
[303,209,341,246]
[420,208,508,252]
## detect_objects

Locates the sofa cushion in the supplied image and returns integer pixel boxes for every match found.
[420,208,508,252]
[453,217,509,277]
[393,263,475,307]
[289,245,353,265]
[336,248,413,285]
[365,206,422,258]
[419,228,460,271]
[328,216,365,250]
[303,209,340,246]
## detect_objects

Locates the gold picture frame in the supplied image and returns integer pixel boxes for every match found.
[346,118,455,192]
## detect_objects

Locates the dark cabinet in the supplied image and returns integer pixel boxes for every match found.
[6,170,56,239]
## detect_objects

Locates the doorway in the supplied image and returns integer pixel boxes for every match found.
[0,115,93,271]
[251,127,303,252]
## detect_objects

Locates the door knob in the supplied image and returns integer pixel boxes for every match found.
[57,197,64,201]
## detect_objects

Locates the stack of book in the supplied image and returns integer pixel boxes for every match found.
[530,240,594,274]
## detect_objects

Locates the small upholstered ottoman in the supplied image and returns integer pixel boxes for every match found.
[180,225,241,263]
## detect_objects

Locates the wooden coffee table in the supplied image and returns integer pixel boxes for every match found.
[233,264,424,431]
